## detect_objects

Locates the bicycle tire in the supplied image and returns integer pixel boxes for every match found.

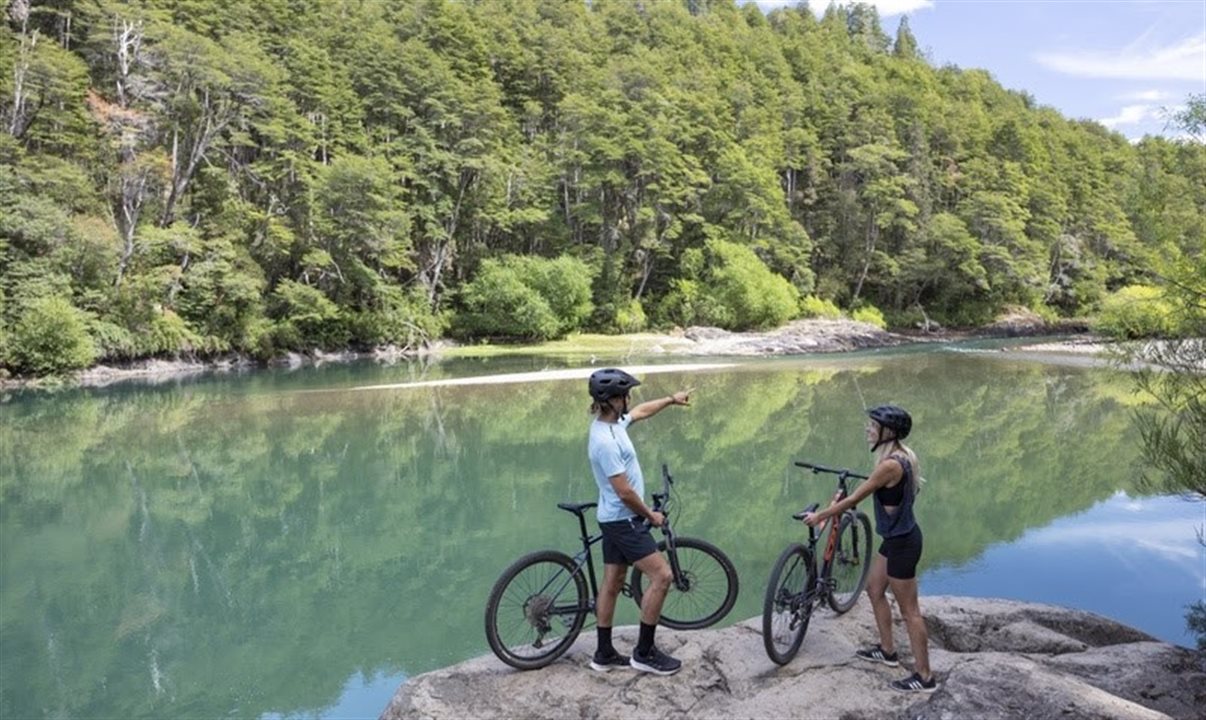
[825,510,872,614]
[629,536,739,630]
[484,550,589,670]
[762,543,816,665]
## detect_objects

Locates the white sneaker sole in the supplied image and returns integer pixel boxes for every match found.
[856,653,900,668]
[629,658,681,676]
[589,660,631,672]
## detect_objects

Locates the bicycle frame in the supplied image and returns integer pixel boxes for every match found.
[545,463,685,617]
[794,461,869,592]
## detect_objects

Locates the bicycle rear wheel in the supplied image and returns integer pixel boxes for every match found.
[762,543,816,665]
[484,550,589,670]
[825,510,872,614]
[629,536,739,630]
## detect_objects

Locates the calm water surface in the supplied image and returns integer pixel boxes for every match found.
[2,345,1202,719]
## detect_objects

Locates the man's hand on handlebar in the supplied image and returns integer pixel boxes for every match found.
[647,511,666,527]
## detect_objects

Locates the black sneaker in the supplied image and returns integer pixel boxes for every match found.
[855,645,900,667]
[890,672,937,693]
[629,646,682,676]
[589,650,631,672]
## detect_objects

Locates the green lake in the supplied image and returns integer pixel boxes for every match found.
[2,343,1202,719]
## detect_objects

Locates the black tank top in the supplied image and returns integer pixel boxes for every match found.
[875,455,908,505]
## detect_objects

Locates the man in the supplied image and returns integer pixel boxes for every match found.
[586,367,692,676]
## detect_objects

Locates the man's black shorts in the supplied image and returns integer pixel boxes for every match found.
[599,517,659,565]
[879,525,923,580]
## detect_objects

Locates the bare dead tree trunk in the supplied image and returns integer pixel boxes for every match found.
[7,7,33,138]
[852,211,878,304]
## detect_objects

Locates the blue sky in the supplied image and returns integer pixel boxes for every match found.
[750,1,1206,140]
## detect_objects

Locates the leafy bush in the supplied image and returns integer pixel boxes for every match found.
[138,309,204,356]
[87,318,139,359]
[657,241,797,331]
[3,297,96,375]
[1094,285,1176,339]
[800,295,842,320]
[614,298,647,333]
[348,285,448,348]
[269,279,347,349]
[455,255,593,340]
[656,278,723,328]
[852,305,887,329]
[705,240,799,330]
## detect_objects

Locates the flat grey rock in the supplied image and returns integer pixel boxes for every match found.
[381,596,1204,720]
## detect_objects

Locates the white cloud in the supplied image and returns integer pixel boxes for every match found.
[754,0,935,16]
[1119,89,1174,102]
[1036,32,1206,81]
[1100,104,1159,128]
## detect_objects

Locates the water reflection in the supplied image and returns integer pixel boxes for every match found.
[923,493,1204,647]
[1,350,1191,720]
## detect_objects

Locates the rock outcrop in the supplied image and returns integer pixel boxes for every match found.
[381,596,1204,720]
[682,319,906,356]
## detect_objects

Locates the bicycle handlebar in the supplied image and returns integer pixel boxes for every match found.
[794,460,868,480]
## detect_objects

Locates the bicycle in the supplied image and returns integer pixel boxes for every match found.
[762,461,873,665]
[484,464,739,670]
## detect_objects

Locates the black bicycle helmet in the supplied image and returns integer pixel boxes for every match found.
[588,368,641,401]
[868,405,912,440]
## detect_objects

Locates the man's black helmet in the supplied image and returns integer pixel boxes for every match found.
[868,405,912,440]
[589,368,641,401]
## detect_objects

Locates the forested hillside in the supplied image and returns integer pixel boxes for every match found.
[2,0,1203,376]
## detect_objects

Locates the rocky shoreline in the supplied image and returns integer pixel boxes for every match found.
[382,596,1204,720]
[0,318,1098,392]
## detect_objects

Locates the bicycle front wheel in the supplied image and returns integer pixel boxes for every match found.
[762,543,816,665]
[825,510,872,614]
[630,536,739,630]
[484,550,589,670]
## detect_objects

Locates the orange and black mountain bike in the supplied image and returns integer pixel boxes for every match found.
[762,461,873,665]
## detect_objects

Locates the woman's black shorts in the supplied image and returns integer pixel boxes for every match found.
[879,525,923,580]
[599,517,659,565]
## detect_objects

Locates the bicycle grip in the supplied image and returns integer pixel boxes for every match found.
[791,502,821,521]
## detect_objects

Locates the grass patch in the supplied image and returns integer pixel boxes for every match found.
[440,332,689,359]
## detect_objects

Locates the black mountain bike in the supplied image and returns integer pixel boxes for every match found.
[485,464,739,670]
[762,461,873,665]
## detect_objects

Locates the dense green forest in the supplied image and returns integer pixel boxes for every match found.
[2,0,1204,376]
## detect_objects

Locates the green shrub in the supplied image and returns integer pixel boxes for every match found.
[137,309,203,356]
[1094,285,1176,339]
[454,259,560,340]
[614,299,647,333]
[655,242,798,330]
[513,256,594,332]
[706,240,799,330]
[800,295,842,320]
[656,278,715,328]
[852,305,887,329]
[455,255,593,340]
[87,318,138,359]
[348,285,448,348]
[269,279,347,349]
[4,297,96,375]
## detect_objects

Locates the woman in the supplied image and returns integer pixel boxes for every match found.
[803,405,936,693]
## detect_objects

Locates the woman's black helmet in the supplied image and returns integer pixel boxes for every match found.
[589,368,641,401]
[868,405,912,440]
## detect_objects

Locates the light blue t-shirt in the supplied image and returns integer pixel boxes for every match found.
[588,415,645,522]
